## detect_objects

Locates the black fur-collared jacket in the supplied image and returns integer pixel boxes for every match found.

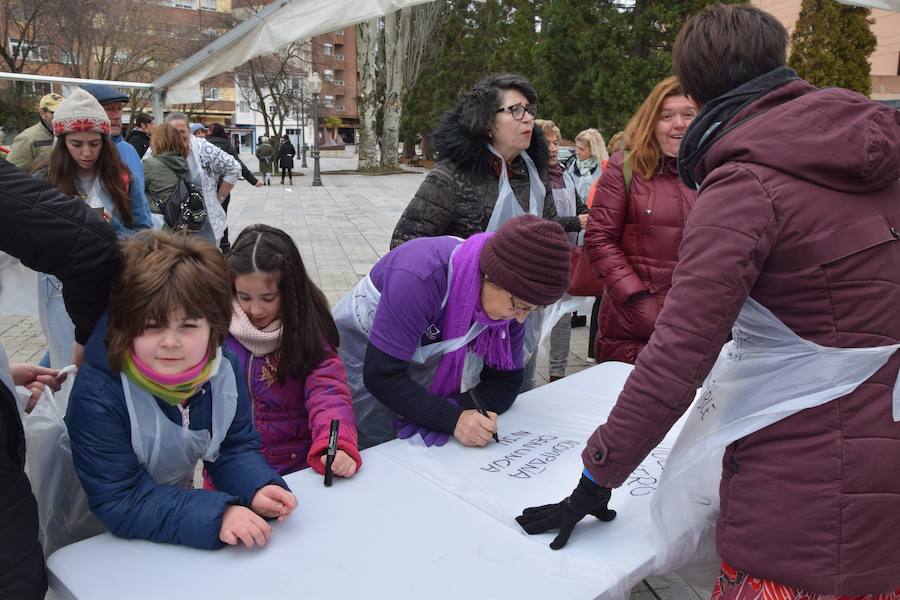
[390,109,581,249]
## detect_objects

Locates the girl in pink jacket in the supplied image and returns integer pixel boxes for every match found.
[224,224,361,478]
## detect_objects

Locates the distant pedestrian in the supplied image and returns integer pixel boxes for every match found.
[6,92,63,170]
[256,136,275,185]
[278,134,295,185]
[142,123,190,230]
[206,123,262,252]
[155,112,240,247]
[566,128,608,202]
[126,112,153,159]
[535,119,588,383]
[190,122,208,139]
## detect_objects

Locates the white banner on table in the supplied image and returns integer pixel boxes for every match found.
[376,363,693,598]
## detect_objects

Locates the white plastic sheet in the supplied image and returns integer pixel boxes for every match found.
[162,0,446,105]
[651,298,900,584]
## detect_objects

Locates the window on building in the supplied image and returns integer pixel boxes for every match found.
[200,0,217,10]
[204,87,220,101]
[8,38,49,62]
[172,0,195,8]
[239,101,250,113]
[237,73,250,88]
[323,42,334,56]
[15,81,51,96]
[334,70,344,86]
[334,44,344,61]
[323,95,334,107]
[323,69,334,81]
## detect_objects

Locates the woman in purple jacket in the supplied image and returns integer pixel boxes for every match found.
[518,5,900,597]
[225,225,362,478]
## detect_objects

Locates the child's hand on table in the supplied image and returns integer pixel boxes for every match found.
[251,484,297,522]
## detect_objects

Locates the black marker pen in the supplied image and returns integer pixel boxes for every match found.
[469,390,500,443]
[324,419,339,487]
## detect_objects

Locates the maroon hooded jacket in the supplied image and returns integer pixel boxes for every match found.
[582,80,900,593]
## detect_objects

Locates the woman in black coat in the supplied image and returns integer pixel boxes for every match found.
[277,135,296,185]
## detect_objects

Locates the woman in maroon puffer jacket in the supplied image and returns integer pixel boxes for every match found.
[584,76,698,364]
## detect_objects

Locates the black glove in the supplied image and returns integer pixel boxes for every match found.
[516,475,616,550]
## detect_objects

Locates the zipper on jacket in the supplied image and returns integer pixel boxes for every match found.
[246,354,257,427]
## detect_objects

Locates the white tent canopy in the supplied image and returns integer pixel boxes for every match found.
[154,0,439,106]
[835,0,900,10]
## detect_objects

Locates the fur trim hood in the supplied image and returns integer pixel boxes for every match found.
[431,107,550,177]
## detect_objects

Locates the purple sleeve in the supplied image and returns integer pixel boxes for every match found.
[368,267,445,361]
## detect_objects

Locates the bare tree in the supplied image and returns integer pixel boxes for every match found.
[379,4,444,168]
[356,17,380,170]
[0,0,48,73]
[235,42,311,143]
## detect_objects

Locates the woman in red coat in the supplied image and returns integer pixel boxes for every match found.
[584,76,697,364]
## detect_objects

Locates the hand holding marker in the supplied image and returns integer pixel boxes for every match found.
[469,389,500,443]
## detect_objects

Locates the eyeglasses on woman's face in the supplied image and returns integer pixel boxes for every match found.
[495,102,538,121]
[509,294,544,313]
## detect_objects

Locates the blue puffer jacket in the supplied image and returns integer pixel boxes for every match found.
[112,135,153,234]
[66,313,288,550]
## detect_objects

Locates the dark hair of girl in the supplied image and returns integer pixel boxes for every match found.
[227,224,339,381]
[44,134,134,226]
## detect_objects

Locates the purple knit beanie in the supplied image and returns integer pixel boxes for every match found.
[479,215,571,306]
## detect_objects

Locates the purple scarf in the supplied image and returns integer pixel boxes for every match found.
[548,162,566,190]
[429,233,517,398]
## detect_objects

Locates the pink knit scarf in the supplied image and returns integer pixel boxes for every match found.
[229,299,282,357]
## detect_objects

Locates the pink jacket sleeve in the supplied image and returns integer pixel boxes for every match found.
[582,164,779,487]
[584,153,647,304]
[304,342,363,475]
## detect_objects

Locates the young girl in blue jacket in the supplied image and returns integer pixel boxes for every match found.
[67,230,297,549]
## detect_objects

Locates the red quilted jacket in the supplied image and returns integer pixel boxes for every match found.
[582,81,900,594]
[584,152,697,363]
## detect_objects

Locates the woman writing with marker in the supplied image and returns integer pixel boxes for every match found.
[334,215,571,449]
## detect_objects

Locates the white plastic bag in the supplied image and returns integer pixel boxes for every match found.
[0,251,38,317]
[23,366,105,557]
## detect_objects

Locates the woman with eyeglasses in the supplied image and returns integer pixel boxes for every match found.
[389,73,585,250]
[333,215,571,450]
[583,76,698,365]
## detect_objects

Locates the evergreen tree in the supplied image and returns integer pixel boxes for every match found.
[789,0,876,95]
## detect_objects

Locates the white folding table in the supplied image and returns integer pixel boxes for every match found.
[47,362,689,600]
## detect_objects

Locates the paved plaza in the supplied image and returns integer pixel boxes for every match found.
[7,154,706,600]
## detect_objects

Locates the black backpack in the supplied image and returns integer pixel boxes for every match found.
[155,177,207,233]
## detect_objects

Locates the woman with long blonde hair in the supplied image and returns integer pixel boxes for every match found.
[582,76,698,363]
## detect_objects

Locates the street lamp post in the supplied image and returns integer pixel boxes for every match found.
[298,89,308,168]
[308,71,323,187]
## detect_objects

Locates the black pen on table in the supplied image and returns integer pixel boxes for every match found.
[324,419,339,487]
[468,390,500,443]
